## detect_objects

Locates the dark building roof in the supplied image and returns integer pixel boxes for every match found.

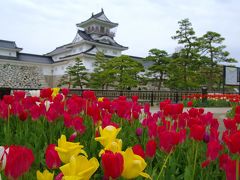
[0,40,22,50]
[0,53,54,64]
[45,42,72,55]
[47,30,127,55]
[59,45,96,59]
[77,9,118,28]
[77,30,127,49]
[18,53,54,64]
[78,30,94,41]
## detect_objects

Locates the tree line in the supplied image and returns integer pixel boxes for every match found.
[59,18,237,90]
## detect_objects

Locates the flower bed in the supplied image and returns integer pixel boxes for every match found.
[0,89,240,179]
[183,93,240,107]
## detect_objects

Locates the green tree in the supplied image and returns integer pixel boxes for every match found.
[89,52,114,89]
[197,31,236,89]
[169,18,201,89]
[58,57,88,89]
[106,55,144,90]
[58,65,74,88]
[145,49,171,90]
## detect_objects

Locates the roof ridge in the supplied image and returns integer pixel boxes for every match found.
[19,52,51,57]
[0,39,15,43]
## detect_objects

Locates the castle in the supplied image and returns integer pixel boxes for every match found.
[0,9,142,88]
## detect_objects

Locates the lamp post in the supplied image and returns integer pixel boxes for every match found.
[202,86,208,104]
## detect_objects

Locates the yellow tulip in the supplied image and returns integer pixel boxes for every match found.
[98,97,104,102]
[99,139,122,156]
[60,155,99,180]
[55,135,88,164]
[95,126,121,147]
[121,148,151,179]
[52,87,60,98]
[36,169,54,180]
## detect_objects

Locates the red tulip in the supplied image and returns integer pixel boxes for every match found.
[236,105,240,114]
[226,131,240,154]
[201,159,210,168]
[3,95,14,105]
[13,90,25,101]
[136,127,143,136]
[159,130,180,153]
[187,101,193,107]
[4,145,34,179]
[40,88,53,99]
[146,140,156,158]
[144,103,150,114]
[224,118,237,131]
[63,112,72,128]
[61,88,70,96]
[219,154,239,180]
[55,172,64,180]
[207,140,222,161]
[190,124,205,141]
[132,144,145,158]
[45,144,61,169]
[132,95,138,102]
[163,103,184,116]
[46,106,59,122]
[159,99,171,110]
[188,108,199,118]
[72,116,86,134]
[101,150,124,179]
[82,90,96,101]
[68,132,78,142]
[29,104,42,120]
[0,101,8,119]
[19,111,28,121]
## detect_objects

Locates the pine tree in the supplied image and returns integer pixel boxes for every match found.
[58,57,88,89]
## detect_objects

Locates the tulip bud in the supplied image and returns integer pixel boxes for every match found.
[203,132,210,143]
[132,144,145,158]
[136,128,143,136]
[45,144,61,169]
[102,150,123,179]
[68,132,78,142]
[55,172,63,180]
[146,140,156,158]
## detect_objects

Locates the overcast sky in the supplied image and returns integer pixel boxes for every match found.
[1,0,239,61]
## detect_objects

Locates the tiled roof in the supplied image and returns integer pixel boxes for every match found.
[60,45,96,59]
[77,30,127,49]
[45,43,72,55]
[77,9,118,27]
[0,39,21,50]
[77,30,94,41]
[0,53,54,64]
[18,53,54,64]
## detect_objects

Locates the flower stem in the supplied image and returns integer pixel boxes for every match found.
[192,142,198,179]
[157,151,172,179]
[236,156,239,180]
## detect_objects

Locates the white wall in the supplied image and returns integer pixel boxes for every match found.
[0,49,17,57]
[42,65,52,75]
[82,57,95,72]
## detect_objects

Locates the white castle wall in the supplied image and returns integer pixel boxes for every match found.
[0,49,17,57]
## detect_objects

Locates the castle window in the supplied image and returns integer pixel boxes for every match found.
[96,26,99,32]
[100,26,104,33]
